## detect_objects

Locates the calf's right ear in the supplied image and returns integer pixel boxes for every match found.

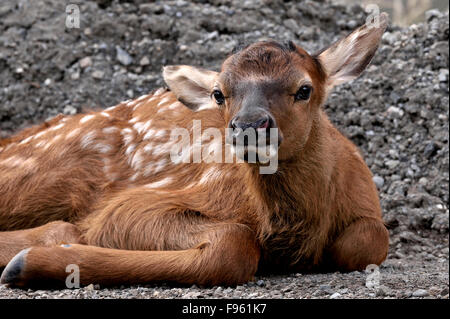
[163,65,218,111]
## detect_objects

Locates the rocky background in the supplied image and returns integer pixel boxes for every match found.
[0,0,448,299]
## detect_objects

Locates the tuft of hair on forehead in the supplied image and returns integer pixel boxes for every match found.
[231,40,297,55]
[224,40,305,80]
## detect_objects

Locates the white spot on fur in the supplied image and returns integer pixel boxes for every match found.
[80,114,95,124]
[129,148,144,170]
[100,112,110,118]
[167,102,181,110]
[34,130,48,139]
[42,142,52,151]
[148,96,158,103]
[105,105,117,112]
[125,143,136,156]
[145,176,173,188]
[0,156,36,169]
[80,131,96,149]
[143,129,156,141]
[93,143,113,154]
[36,140,47,148]
[129,172,140,182]
[121,131,134,146]
[133,120,152,135]
[154,88,165,96]
[50,123,65,131]
[153,158,168,174]
[129,117,140,124]
[103,127,119,134]
[152,143,170,157]
[19,136,33,145]
[154,130,167,138]
[40,134,62,150]
[66,128,81,140]
[137,94,149,101]
[143,163,154,177]
[143,142,154,154]
[50,134,62,144]
[157,97,170,107]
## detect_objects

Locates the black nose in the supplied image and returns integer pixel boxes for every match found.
[231,115,271,131]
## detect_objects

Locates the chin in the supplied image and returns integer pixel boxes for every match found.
[231,144,279,164]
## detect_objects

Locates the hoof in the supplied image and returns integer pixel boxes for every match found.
[0,248,30,286]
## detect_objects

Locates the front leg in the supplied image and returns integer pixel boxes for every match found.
[327,218,389,271]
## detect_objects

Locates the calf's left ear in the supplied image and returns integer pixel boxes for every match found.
[163,65,218,111]
[316,12,389,88]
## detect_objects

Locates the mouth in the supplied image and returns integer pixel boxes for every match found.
[226,127,281,164]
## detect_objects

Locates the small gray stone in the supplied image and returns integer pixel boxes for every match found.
[92,70,104,79]
[330,292,341,299]
[79,57,92,69]
[373,176,384,188]
[63,105,77,115]
[385,160,400,170]
[116,46,133,66]
[84,284,95,291]
[387,106,404,118]
[412,289,429,297]
[139,56,150,66]
[438,69,448,82]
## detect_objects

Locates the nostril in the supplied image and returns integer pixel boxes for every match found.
[257,118,269,129]
[230,115,271,131]
[255,117,270,130]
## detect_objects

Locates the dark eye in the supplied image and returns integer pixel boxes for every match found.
[294,85,312,101]
[212,89,225,105]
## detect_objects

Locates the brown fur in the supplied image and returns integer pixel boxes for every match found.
[0,16,390,287]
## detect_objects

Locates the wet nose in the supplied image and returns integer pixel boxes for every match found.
[230,114,271,131]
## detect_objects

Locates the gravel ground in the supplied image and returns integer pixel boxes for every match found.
[0,0,448,299]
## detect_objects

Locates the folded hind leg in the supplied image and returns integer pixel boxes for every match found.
[1,187,260,288]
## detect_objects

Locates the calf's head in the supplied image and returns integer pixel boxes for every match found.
[164,14,388,164]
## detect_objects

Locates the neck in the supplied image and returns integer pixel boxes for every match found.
[247,115,335,266]
[251,116,332,219]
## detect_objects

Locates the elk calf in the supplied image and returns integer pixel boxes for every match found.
[0,14,389,288]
